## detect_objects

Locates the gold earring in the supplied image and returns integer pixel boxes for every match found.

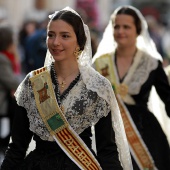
[74,47,82,60]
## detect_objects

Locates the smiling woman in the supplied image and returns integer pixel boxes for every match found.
[0,7,132,170]
[47,20,78,61]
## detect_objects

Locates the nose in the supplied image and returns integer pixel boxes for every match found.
[118,27,124,34]
[53,36,60,46]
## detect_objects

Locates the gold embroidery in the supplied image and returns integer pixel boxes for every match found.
[63,136,92,167]
[37,82,50,103]
[101,64,109,77]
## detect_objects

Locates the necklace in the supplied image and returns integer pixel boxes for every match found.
[51,63,80,113]
[59,69,79,89]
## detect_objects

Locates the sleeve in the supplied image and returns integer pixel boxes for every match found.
[94,111,123,170]
[0,105,33,170]
[0,55,20,90]
[154,61,170,117]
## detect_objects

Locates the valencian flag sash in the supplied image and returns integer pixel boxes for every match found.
[30,67,102,170]
[95,53,157,170]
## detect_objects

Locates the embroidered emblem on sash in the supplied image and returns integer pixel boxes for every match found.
[37,82,50,103]
[47,113,64,130]
[101,64,109,77]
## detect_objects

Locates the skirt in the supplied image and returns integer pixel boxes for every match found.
[17,141,81,170]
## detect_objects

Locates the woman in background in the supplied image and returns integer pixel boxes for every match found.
[93,5,170,170]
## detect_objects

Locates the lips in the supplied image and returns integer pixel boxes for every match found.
[53,49,63,52]
[52,49,64,54]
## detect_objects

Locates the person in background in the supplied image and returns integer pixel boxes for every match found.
[18,19,38,74]
[24,16,48,73]
[0,7,132,170]
[93,5,170,170]
[0,24,21,162]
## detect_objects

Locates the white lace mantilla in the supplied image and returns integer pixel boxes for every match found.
[110,50,159,105]
[14,66,110,141]
[122,50,158,95]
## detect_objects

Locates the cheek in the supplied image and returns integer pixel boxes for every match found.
[113,32,118,41]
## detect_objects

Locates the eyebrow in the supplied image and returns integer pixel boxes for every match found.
[48,30,70,34]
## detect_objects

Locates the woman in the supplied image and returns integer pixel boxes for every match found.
[0,7,132,170]
[93,5,170,170]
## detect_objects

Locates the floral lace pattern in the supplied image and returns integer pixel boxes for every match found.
[15,66,110,141]
[123,50,158,95]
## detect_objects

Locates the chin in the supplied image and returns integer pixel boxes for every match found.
[117,43,127,47]
[53,57,66,62]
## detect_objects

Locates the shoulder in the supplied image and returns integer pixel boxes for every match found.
[139,49,160,63]
[92,66,113,89]
[29,66,49,78]
[136,49,160,70]
[0,53,10,63]
[93,52,113,63]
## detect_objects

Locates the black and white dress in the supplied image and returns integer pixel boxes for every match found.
[1,63,123,170]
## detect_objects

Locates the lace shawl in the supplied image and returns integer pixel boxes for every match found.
[123,50,158,95]
[14,65,110,141]
[106,49,158,105]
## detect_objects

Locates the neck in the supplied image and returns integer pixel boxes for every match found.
[116,46,137,59]
[54,60,79,78]
[53,61,79,94]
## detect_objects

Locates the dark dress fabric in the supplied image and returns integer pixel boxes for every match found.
[0,106,122,170]
[120,61,170,170]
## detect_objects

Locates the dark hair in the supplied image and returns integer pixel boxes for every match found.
[114,7,142,35]
[49,10,87,51]
[0,25,13,51]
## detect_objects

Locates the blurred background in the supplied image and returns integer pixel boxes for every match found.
[1,0,170,68]
[1,0,170,166]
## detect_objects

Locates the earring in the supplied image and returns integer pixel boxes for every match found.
[74,47,82,60]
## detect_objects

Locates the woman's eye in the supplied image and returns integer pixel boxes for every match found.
[124,25,130,29]
[48,33,54,38]
[114,25,119,29]
[62,34,69,38]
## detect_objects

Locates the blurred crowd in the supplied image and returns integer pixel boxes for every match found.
[1,0,170,166]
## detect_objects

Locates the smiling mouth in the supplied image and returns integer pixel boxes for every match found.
[52,49,64,54]
[53,49,63,52]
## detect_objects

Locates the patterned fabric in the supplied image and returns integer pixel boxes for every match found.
[15,64,110,141]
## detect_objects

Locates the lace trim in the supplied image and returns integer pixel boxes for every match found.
[113,50,158,95]
[14,65,110,141]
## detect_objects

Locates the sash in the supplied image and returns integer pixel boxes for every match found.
[95,54,157,170]
[30,67,102,170]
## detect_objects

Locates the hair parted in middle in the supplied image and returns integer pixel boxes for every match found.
[49,10,87,51]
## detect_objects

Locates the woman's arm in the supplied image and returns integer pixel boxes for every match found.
[95,112,123,170]
[1,105,33,169]
[154,61,170,117]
